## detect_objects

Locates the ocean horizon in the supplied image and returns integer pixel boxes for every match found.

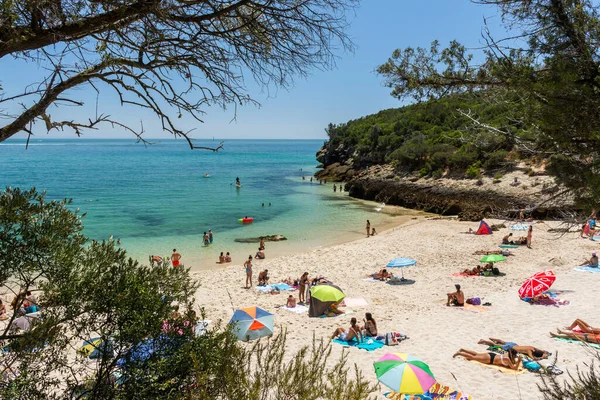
[1,138,413,268]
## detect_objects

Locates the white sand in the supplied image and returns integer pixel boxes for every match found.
[194,217,600,399]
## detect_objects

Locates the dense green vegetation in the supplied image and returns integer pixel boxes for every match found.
[325,94,527,178]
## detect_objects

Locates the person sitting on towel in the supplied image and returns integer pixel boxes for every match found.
[447,284,465,307]
[477,338,551,360]
[331,317,362,342]
[286,295,296,308]
[361,312,378,337]
[258,269,269,286]
[580,252,599,267]
[453,348,522,370]
[502,233,514,245]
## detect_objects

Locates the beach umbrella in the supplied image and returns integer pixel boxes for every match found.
[479,254,506,263]
[77,337,114,359]
[374,353,436,394]
[518,270,556,299]
[229,306,274,341]
[309,283,345,303]
[386,258,417,280]
[308,284,346,317]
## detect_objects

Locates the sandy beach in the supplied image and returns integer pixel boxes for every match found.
[193,217,600,399]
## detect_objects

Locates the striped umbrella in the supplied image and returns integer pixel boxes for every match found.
[374,353,436,394]
[518,270,556,299]
[386,258,417,280]
[229,306,274,341]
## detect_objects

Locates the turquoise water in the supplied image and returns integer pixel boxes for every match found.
[1,139,408,268]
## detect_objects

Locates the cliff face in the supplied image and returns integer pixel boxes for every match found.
[315,147,576,220]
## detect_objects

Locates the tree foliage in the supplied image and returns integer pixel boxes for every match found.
[0,0,357,148]
[0,187,376,399]
[324,94,524,178]
[376,0,600,209]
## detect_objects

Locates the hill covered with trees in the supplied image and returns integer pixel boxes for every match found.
[318,93,530,180]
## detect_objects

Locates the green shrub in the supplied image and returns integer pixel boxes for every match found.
[450,150,478,169]
[494,173,503,180]
[432,169,443,179]
[465,164,481,179]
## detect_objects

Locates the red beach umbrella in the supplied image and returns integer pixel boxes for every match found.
[518,270,556,298]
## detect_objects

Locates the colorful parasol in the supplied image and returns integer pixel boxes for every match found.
[374,353,436,395]
[229,306,274,341]
[479,254,506,263]
[518,270,556,299]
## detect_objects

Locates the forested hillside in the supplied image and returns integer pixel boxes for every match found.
[322,94,529,179]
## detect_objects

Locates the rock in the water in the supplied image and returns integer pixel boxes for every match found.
[234,235,287,243]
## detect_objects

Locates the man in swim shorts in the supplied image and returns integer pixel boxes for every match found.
[447,284,465,307]
[171,249,181,268]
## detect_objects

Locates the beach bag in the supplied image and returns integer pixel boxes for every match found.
[385,332,398,346]
[523,360,541,372]
[492,267,500,276]
[466,297,481,305]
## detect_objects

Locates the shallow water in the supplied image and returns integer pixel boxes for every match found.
[1,139,419,268]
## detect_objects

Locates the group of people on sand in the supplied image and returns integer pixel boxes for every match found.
[453,319,600,371]
[215,252,232,264]
[365,220,377,237]
[293,272,333,305]
[331,312,378,343]
[151,250,183,269]
[462,262,501,276]
[502,228,533,248]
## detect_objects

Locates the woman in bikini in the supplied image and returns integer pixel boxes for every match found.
[331,317,362,343]
[550,329,600,343]
[244,256,253,289]
[298,272,309,304]
[563,319,600,334]
[453,348,522,370]
[362,313,378,337]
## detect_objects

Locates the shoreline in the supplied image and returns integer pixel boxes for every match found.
[192,216,600,400]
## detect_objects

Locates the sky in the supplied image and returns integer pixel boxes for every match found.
[2,0,505,141]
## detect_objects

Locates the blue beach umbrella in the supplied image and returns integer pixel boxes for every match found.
[386,258,417,280]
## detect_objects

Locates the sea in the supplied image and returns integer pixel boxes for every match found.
[0,139,418,269]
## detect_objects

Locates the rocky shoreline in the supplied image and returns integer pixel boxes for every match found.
[315,154,576,221]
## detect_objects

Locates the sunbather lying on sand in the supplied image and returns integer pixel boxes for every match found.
[331,317,362,342]
[564,319,600,334]
[368,269,392,281]
[477,338,551,360]
[462,266,483,276]
[453,348,522,370]
[550,330,600,343]
[473,250,504,255]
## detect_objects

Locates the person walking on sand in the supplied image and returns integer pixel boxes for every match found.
[366,220,371,237]
[526,225,533,248]
[209,229,214,243]
[244,256,253,289]
[171,249,182,268]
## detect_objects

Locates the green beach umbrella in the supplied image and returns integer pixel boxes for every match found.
[309,284,345,302]
[479,254,506,263]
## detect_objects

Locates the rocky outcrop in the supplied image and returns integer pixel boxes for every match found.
[234,235,287,243]
[314,162,356,181]
[345,167,576,220]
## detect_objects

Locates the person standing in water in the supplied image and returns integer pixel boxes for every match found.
[366,220,371,237]
[171,249,182,268]
[333,184,337,192]
[203,232,209,245]
[209,229,214,243]
[236,177,240,184]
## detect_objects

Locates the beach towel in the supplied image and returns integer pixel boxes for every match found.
[340,298,368,308]
[499,244,519,248]
[452,272,505,278]
[332,338,384,351]
[574,266,600,273]
[467,359,525,374]
[443,303,489,313]
[255,283,295,293]
[362,277,379,283]
[318,309,354,318]
[553,337,600,349]
[282,305,308,314]
[523,292,570,307]
[385,383,472,399]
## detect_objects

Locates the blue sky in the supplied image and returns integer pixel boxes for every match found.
[3,0,503,140]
